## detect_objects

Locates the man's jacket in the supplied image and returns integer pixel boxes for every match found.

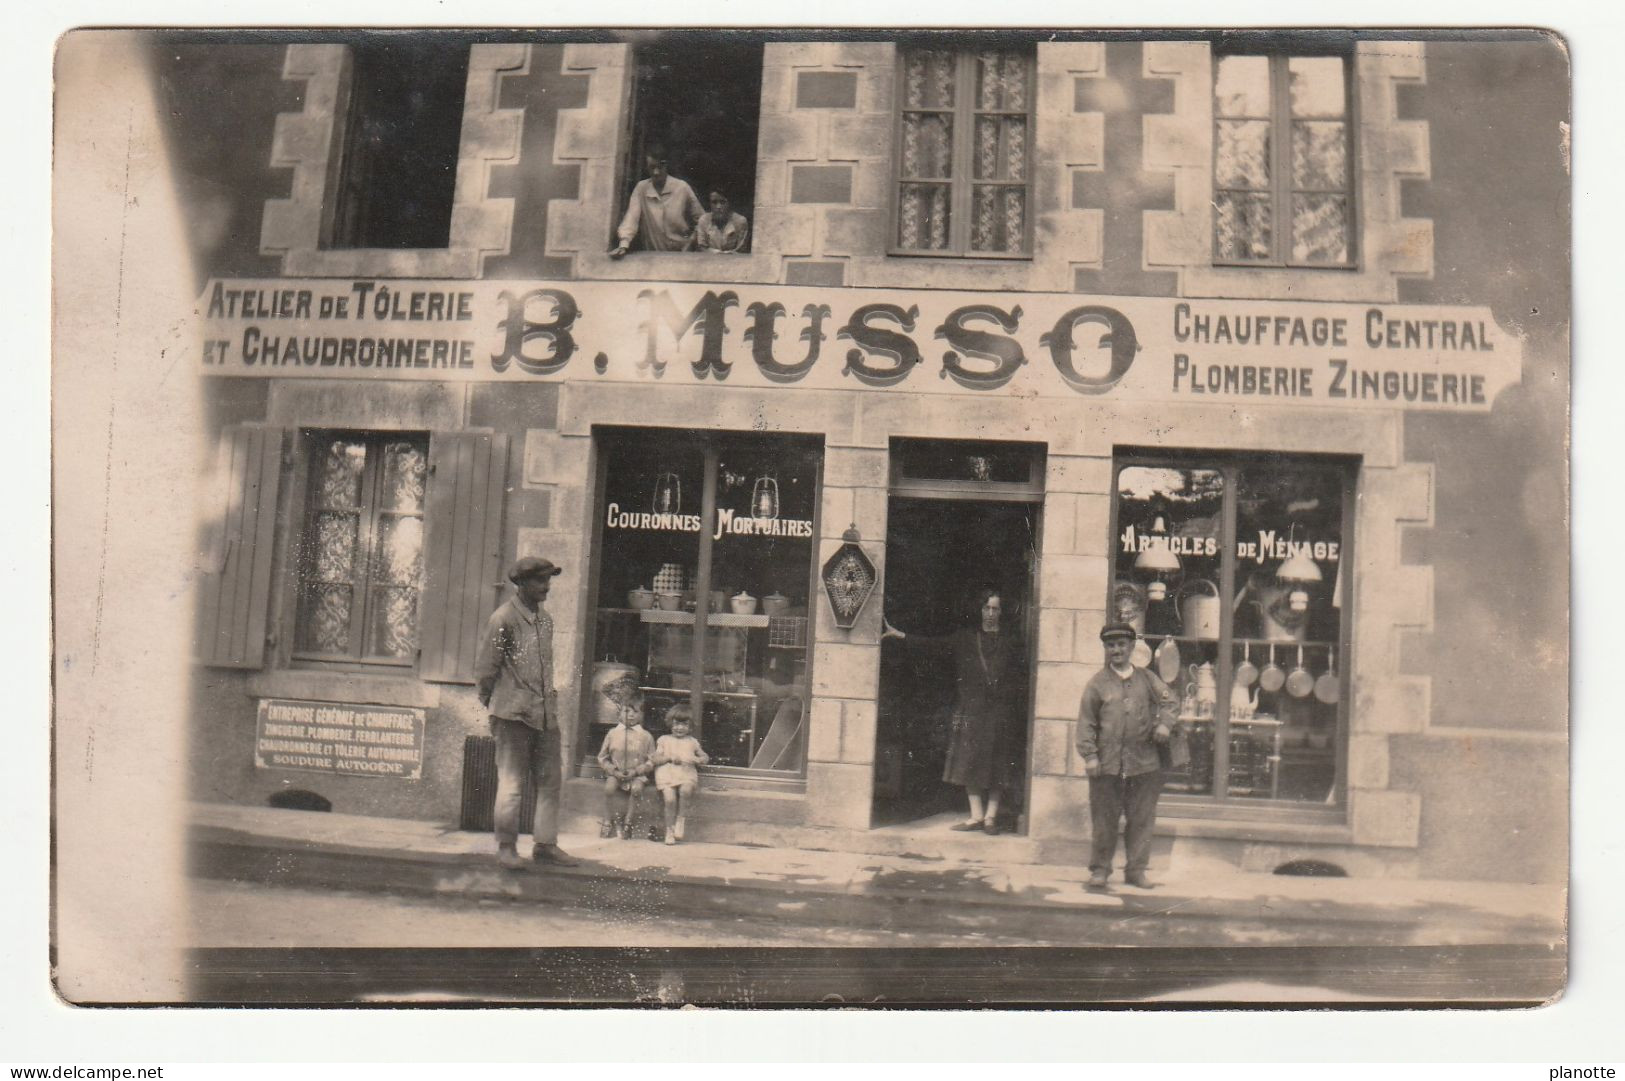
[1076,665,1182,778]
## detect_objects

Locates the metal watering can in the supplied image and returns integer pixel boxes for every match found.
[1176,579,1222,640]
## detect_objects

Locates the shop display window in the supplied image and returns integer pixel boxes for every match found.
[1111,452,1353,806]
[292,431,428,664]
[587,429,821,777]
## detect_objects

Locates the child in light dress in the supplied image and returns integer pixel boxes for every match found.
[651,705,709,845]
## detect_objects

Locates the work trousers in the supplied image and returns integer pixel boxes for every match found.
[491,716,562,848]
[1087,770,1163,876]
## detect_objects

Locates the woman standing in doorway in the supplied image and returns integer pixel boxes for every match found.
[883,589,1026,834]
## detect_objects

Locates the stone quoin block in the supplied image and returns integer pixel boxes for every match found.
[823,447,889,489]
[1040,493,1078,555]
[806,697,844,763]
[1030,718,1074,777]
[840,700,878,764]
[804,761,874,829]
[819,486,856,538]
[789,164,855,204]
[1347,734,1391,791]
[1035,661,1086,722]
[1026,774,1090,840]
[811,642,881,700]
[1040,554,1108,612]
[1037,606,1075,664]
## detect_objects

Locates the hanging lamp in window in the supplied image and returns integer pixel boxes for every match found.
[653,471,682,515]
[1133,514,1182,601]
[751,474,780,520]
[1276,523,1323,612]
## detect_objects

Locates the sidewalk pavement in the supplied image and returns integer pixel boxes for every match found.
[189,802,1566,951]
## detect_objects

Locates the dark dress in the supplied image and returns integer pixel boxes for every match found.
[933,627,1026,791]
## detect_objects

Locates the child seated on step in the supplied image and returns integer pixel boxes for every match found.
[651,704,709,845]
[596,676,655,840]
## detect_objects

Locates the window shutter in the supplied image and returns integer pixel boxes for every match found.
[420,430,510,683]
[196,424,285,668]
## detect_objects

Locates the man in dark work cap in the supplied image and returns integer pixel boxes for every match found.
[1076,622,1181,890]
[475,556,579,869]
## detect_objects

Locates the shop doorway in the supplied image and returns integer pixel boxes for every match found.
[874,496,1040,830]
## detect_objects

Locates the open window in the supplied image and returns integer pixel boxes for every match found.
[323,40,470,250]
[618,39,763,254]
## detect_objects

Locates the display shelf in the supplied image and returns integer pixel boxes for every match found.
[597,606,770,629]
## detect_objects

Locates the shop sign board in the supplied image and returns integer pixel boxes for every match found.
[254,698,426,780]
[196,277,1523,412]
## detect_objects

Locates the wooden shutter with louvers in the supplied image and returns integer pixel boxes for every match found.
[419,430,510,683]
[196,424,285,668]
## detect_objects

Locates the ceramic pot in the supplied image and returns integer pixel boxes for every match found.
[655,592,683,612]
[731,591,758,615]
[762,592,791,616]
[627,587,654,610]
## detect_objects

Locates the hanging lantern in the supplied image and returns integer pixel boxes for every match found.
[751,474,780,520]
[1276,524,1323,612]
[653,471,682,515]
[1133,515,1181,601]
[821,524,878,630]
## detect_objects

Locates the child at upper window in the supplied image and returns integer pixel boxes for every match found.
[596,676,655,840]
[651,704,709,845]
[694,190,750,254]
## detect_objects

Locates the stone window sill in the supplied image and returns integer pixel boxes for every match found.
[246,668,441,710]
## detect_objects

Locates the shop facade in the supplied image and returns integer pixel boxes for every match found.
[176,31,1568,882]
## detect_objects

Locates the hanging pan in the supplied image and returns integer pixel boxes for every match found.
[1130,635,1153,669]
[1155,636,1183,684]
[1286,645,1315,698]
[1315,647,1341,704]
[1259,644,1287,693]
[1235,642,1258,687]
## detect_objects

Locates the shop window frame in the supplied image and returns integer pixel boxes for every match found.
[889,43,1037,260]
[288,428,430,671]
[1210,46,1361,271]
[1107,447,1358,820]
[579,426,825,786]
[888,436,1046,503]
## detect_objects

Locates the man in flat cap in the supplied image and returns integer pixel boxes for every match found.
[1076,622,1182,890]
[476,556,579,870]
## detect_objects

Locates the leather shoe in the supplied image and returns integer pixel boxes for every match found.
[1124,871,1154,889]
[532,843,580,867]
[981,819,1002,836]
[1086,870,1110,890]
[949,820,984,832]
[497,844,526,870]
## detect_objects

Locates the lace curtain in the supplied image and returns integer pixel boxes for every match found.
[898,48,1030,254]
[1213,53,1351,266]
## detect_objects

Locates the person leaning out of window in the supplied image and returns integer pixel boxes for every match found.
[694,190,749,254]
[609,149,703,258]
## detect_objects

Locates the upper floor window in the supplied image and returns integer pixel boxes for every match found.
[893,46,1034,258]
[294,431,428,665]
[323,42,470,250]
[613,39,763,255]
[1213,50,1355,268]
